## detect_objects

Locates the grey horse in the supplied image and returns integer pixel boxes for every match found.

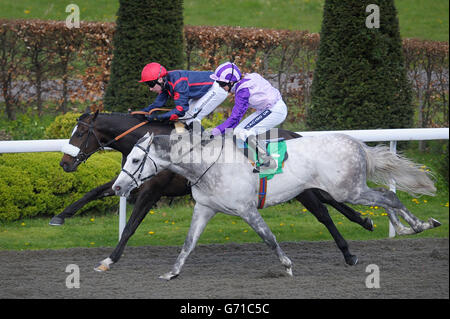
[112,131,440,280]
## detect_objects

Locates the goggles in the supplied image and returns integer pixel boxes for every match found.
[145,80,159,88]
[217,81,229,88]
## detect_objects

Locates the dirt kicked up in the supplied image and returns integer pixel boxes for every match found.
[0,238,448,299]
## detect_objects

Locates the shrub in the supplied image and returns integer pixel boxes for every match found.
[44,112,81,139]
[307,0,413,130]
[103,0,184,112]
[201,112,225,129]
[0,151,122,222]
[0,111,56,140]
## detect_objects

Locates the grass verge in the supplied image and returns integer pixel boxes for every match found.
[0,194,447,251]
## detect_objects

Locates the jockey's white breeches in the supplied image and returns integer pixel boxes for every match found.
[234,98,287,141]
[180,81,229,125]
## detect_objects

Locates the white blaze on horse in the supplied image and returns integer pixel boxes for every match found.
[112,131,440,280]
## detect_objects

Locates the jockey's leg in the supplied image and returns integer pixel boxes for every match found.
[181,81,228,126]
[234,99,287,173]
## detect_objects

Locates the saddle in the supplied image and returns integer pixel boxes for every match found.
[232,134,290,209]
[234,136,289,178]
[245,137,288,209]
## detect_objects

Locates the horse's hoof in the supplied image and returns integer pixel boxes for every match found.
[285,267,293,277]
[345,255,358,266]
[364,218,374,231]
[49,216,64,226]
[94,263,110,272]
[430,218,441,228]
[159,272,178,281]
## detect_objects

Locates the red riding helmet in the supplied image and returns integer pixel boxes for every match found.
[139,62,168,83]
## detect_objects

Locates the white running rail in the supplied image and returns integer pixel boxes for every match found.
[1,128,448,239]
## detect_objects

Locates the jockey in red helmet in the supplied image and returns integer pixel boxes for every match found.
[139,62,228,124]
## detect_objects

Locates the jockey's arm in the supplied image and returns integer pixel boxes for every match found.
[142,91,169,112]
[213,88,250,134]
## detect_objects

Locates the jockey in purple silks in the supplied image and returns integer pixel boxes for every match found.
[139,62,228,126]
[210,62,288,173]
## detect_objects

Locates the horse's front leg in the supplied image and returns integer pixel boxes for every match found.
[49,178,117,226]
[95,187,163,272]
[241,208,293,276]
[160,203,216,280]
[95,171,186,271]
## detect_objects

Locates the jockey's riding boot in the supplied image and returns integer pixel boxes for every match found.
[246,136,277,173]
[186,119,204,133]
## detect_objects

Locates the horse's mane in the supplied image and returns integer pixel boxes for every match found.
[81,111,174,127]
[97,112,147,121]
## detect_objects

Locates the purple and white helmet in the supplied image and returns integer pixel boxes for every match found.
[210,62,242,83]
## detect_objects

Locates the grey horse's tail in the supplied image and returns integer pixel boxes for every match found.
[362,143,436,197]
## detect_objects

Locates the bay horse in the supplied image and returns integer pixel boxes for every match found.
[113,132,440,279]
[58,111,376,270]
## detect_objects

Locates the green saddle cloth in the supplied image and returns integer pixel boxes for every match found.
[250,140,287,180]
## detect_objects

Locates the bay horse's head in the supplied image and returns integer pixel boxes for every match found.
[60,110,102,172]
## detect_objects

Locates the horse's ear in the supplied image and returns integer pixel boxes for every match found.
[92,109,99,121]
[148,132,154,145]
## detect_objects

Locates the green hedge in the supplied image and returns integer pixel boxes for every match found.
[0,151,122,222]
[44,112,81,139]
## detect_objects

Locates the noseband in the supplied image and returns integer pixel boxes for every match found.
[72,120,105,165]
[120,142,158,188]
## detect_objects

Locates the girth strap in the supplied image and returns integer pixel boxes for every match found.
[257,177,268,209]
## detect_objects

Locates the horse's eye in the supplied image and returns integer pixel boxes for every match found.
[77,132,84,137]
[132,158,140,164]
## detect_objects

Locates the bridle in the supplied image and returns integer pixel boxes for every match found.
[120,141,158,188]
[72,119,110,165]
[120,134,224,190]
[66,109,170,165]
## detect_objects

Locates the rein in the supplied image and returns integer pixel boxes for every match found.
[71,109,171,164]
[120,143,158,188]
[124,135,225,189]
[187,136,225,188]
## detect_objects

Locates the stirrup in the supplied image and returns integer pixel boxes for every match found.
[253,158,277,173]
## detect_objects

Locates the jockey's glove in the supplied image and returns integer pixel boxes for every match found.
[147,107,186,122]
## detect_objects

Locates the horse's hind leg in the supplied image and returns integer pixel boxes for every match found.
[385,208,416,235]
[394,207,441,234]
[312,189,374,231]
[160,203,216,280]
[241,209,293,276]
[296,192,358,265]
[352,188,441,234]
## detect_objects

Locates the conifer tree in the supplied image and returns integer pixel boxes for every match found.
[307,0,413,130]
[104,0,184,112]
